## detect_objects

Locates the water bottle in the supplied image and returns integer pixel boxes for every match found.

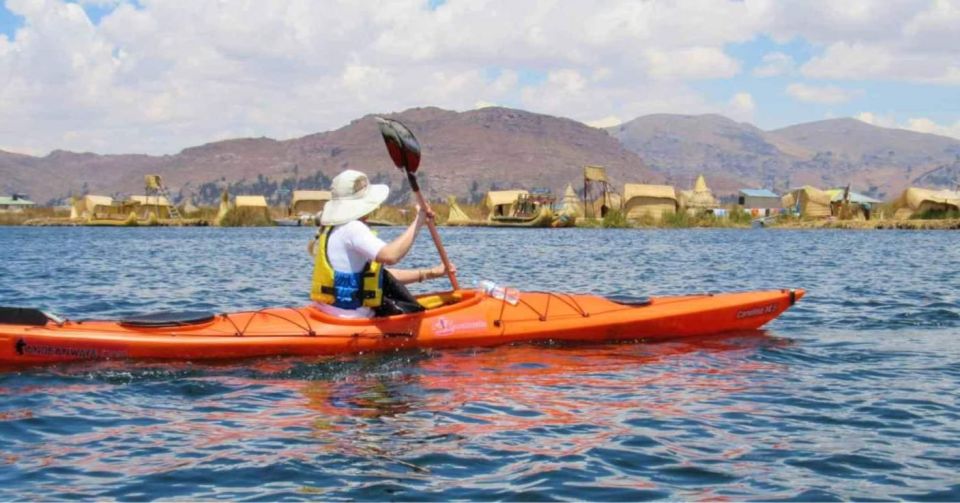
[477,280,520,306]
[502,287,520,306]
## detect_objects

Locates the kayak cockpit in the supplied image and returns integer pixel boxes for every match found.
[119,311,217,328]
[605,295,652,307]
[0,307,51,326]
[414,290,473,310]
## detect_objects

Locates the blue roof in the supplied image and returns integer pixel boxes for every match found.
[0,196,35,206]
[829,190,882,204]
[739,189,779,198]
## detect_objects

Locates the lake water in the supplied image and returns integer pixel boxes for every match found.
[1,226,958,500]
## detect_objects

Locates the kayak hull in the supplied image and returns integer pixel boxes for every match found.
[0,289,803,366]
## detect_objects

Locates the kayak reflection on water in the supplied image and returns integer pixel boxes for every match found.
[4,331,787,482]
[290,332,789,464]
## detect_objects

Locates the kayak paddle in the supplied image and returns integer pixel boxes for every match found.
[376,117,460,290]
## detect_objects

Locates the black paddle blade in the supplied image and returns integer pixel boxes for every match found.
[376,117,421,173]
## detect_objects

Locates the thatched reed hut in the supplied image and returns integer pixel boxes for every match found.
[128,195,174,219]
[781,186,832,218]
[892,187,960,219]
[559,183,584,218]
[678,175,718,214]
[484,190,528,218]
[70,195,132,220]
[216,193,273,226]
[445,196,473,225]
[824,188,882,220]
[623,184,678,221]
[290,190,331,216]
[235,195,268,208]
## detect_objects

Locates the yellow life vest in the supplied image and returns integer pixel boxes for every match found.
[310,226,383,309]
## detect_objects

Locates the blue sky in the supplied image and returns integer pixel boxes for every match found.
[0,1,20,38]
[708,35,960,129]
[1,0,958,155]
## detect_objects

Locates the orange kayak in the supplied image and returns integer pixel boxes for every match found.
[0,288,803,367]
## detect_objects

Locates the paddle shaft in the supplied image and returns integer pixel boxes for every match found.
[406,171,459,290]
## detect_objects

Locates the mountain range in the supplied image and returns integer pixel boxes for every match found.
[2,106,959,206]
[608,114,960,198]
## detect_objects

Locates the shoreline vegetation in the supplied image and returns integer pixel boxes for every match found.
[3,203,959,230]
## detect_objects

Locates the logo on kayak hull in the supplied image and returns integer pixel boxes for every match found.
[13,338,127,360]
[432,318,487,336]
[736,303,779,319]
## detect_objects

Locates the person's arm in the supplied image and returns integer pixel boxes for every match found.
[307,237,316,257]
[375,206,429,265]
[386,263,456,285]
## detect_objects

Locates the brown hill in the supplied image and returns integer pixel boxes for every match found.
[606,114,799,194]
[0,107,658,206]
[768,119,960,196]
[609,114,960,199]
[6,107,959,205]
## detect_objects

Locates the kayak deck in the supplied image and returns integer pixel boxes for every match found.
[0,289,804,366]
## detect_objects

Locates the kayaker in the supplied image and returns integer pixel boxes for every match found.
[307,169,455,318]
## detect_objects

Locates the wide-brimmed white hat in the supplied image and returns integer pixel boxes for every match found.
[320,170,390,226]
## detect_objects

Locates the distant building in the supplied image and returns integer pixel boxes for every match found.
[0,194,35,212]
[781,186,832,218]
[128,194,174,219]
[445,196,473,225]
[678,175,718,214]
[180,200,200,216]
[738,189,781,217]
[235,195,269,208]
[128,195,172,206]
[824,188,882,219]
[824,188,882,206]
[290,190,331,216]
[623,184,678,222]
[558,183,584,218]
[483,190,528,218]
[892,187,960,219]
[70,195,117,220]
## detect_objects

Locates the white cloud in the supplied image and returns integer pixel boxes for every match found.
[764,1,960,85]
[585,116,621,128]
[857,112,960,140]
[0,0,958,155]
[855,112,897,128]
[753,51,795,77]
[644,47,740,80]
[761,1,932,45]
[0,0,768,154]
[727,92,756,121]
[905,117,960,139]
[801,43,894,80]
[786,83,862,104]
[801,41,960,84]
[903,0,960,52]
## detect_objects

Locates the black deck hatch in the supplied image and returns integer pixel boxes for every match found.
[119,311,216,328]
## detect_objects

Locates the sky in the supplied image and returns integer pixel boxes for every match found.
[0,0,958,155]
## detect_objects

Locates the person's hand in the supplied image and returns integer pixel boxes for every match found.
[414,204,435,228]
[429,262,456,279]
